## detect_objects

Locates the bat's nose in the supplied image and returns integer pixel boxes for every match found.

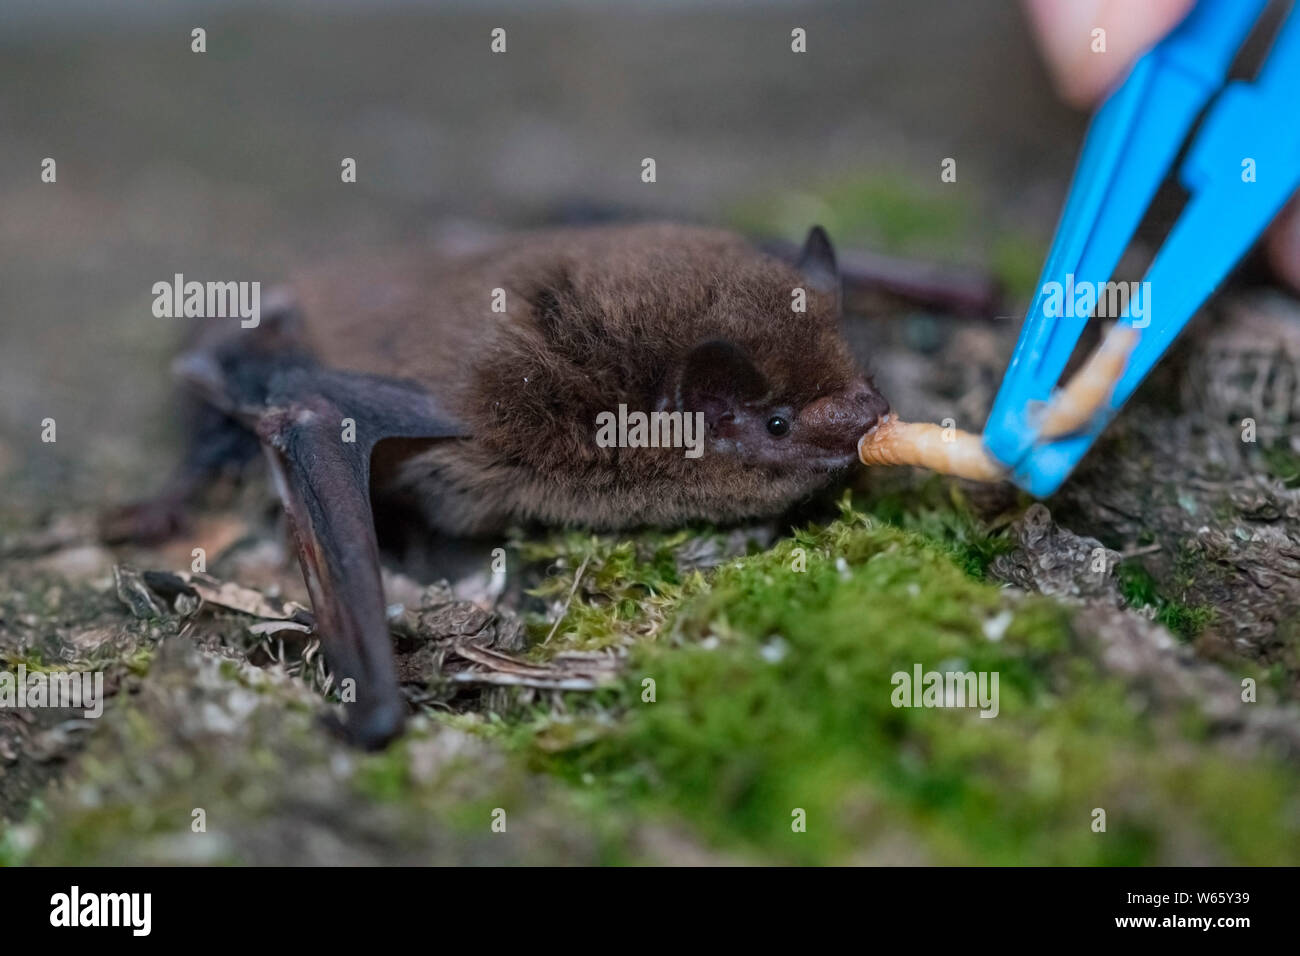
[846,379,890,432]
[801,380,890,451]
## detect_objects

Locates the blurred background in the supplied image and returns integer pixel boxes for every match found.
[0,0,1080,507]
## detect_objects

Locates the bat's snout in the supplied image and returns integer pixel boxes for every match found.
[801,380,890,454]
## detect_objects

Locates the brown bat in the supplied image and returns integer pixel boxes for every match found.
[105,223,891,748]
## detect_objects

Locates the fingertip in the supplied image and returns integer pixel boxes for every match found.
[1025,0,1196,108]
[1265,197,1300,295]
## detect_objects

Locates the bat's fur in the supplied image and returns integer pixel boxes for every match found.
[290,223,888,534]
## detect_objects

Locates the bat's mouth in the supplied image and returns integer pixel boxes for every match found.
[808,450,861,472]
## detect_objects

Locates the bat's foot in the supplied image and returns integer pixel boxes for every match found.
[101,392,261,546]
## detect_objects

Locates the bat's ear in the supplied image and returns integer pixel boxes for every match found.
[676,339,766,428]
[796,225,841,302]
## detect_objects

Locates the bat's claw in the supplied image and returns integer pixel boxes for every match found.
[340,694,408,751]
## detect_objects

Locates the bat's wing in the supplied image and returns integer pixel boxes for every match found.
[170,314,469,749]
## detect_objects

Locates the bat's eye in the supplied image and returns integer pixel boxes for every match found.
[766,415,790,437]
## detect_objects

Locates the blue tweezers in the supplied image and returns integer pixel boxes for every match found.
[983,0,1300,496]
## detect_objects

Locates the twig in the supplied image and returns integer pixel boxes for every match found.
[447,672,603,691]
[543,553,591,646]
[1120,542,1163,559]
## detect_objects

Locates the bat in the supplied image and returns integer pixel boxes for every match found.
[103,223,892,748]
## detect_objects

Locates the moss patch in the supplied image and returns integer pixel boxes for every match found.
[3,494,1294,865]
[1261,443,1300,488]
[1116,560,1217,640]
[524,507,1299,864]
[514,529,702,655]
[853,480,1017,578]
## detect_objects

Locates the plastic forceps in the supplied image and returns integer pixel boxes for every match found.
[982,0,1300,496]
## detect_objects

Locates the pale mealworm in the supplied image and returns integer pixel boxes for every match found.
[858,326,1140,482]
[1038,324,1140,438]
[857,415,1006,482]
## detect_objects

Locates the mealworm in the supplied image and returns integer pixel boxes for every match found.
[859,326,1140,483]
[1038,325,1140,438]
[857,415,1006,482]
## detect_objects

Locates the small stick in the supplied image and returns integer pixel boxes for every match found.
[543,553,591,646]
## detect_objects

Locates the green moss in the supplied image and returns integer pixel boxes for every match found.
[1116,560,1217,640]
[1157,603,1217,641]
[527,511,1299,864]
[1116,561,1161,608]
[1261,443,1300,488]
[6,482,1289,864]
[0,650,55,672]
[991,233,1048,302]
[852,481,1016,578]
[514,528,707,655]
[0,800,44,866]
[353,746,414,803]
[729,172,970,256]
